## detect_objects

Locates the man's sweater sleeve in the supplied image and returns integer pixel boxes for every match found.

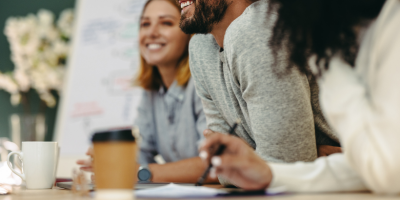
[224,15,317,163]
[188,36,231,135]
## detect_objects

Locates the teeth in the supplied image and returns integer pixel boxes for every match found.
[181,1,193,8]
[148,44,162,50]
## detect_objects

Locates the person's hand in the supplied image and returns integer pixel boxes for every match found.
[199,133,272,190]
[317,145,342,157]
[76,147,94,172]
[76,148,95,182]
[203,129,216,138]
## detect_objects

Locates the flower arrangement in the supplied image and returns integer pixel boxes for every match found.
[0,9,74,108]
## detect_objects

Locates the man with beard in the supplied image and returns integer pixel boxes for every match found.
[178,0,340,185]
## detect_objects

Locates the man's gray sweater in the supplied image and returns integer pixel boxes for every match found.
[189,0,338,163]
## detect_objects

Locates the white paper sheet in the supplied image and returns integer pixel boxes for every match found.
[135,183,227,198]
[134,183,286,198]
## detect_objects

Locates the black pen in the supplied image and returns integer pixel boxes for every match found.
[195,119,241,186]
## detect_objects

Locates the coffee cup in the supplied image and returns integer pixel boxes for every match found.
[7,141,59,189]
[92,128,137,200]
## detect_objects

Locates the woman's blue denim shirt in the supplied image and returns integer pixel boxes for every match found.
[135,78,206,165]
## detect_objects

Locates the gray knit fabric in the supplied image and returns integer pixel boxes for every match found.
[308,75,340,146]
[189,0,338,165]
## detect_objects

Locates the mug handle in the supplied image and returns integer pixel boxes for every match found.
[7,151,25,181]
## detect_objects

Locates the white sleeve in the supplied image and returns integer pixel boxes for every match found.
[316,0,400,194]
[269,153,367,192]
[269,1,400,194]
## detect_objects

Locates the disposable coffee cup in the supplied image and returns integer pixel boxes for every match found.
[92,128,137,200]
[7,141,59,189]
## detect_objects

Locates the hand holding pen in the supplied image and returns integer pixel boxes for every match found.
[195,120,240,186]
[196,121,273,190]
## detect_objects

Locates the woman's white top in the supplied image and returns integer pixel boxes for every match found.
[269,0,400,195]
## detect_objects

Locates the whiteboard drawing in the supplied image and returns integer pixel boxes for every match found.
[55,0,146,171]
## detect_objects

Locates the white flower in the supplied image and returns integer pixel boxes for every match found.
[43,49,59,67]
[46,70,59,89]
[2,8,73,106]
[5,16,41,59]
[10,93,21,106]
[53,40,69,55]
[57,9,74,37]
[30,65,48,92]
[39,92,56,107]
[0,73,21,106]
[37,10,60,42]
[37,9,54,28]
[0,73,19,94]
[13,69,30,92]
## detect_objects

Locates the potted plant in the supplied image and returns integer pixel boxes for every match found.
[0,9,74,146]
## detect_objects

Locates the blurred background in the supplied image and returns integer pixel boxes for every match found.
[0,0,145,178]
[0,0,75,141]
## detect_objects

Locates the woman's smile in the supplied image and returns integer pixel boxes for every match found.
[147,43,165,50]
[139,0,190,67]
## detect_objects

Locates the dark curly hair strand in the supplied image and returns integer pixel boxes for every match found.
[269,0,386,75]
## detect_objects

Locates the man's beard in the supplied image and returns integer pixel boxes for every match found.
[179,0,229,34]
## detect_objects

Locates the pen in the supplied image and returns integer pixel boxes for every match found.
[195,119,241,186]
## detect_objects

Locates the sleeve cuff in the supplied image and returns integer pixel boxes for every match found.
[268,162,295,189]
[268,154,367,192]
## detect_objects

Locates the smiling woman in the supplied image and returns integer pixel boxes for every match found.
[136,0,191,90]
[132,0,211,182]
[77,0,212,184]
[132,0,210,182]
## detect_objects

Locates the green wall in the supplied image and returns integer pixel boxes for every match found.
[0,0,75,140]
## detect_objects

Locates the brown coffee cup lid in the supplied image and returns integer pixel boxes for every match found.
[92,128,135,142]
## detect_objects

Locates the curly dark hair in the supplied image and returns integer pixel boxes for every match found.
[269,0,386,74]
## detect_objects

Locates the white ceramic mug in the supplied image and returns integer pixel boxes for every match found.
[7,142,59,189]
